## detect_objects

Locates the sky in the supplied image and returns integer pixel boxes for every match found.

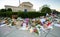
[0,0,60,12]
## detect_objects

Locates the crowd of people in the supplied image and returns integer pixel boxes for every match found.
[0,13,60,34]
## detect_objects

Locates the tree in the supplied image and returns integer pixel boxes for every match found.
[52,10,60,14]
[0,9,7,12]
[7,8,12,12]
[41,5,51,13]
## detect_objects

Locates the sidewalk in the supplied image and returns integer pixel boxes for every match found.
[0,25,60,37]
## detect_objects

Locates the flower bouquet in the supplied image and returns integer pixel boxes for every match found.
[35,24,41,35]
[33,28,39,35]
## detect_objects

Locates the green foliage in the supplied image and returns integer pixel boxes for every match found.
[41,5,51,13]
[0,12,12,17]
[0,11,46,18]
[0,8,12,12]
[7,8,12,12]
[0,9,7,12]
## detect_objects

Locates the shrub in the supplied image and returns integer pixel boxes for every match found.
[7,8,12,12]
[0,12,46,18]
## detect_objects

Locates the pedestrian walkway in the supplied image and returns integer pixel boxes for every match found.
[0,25,60,37]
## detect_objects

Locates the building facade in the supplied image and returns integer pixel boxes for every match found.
[5,2,35,12]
